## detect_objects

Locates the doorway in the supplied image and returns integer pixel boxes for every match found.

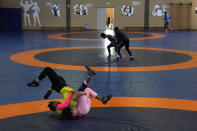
[106,8,114,30]
[97,8,114,31]
[97,8,106,30]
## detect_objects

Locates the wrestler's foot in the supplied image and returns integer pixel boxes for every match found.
[102,94,112,104]
[130,56,134,60]
[43,90,52,99]
[116,56,123,62]
[85,66,96,77]
[27,80,39,87]
[107,55,111,59]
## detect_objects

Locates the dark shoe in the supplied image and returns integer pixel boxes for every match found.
[43,90,52,99]
[130,56,134,60]
[116,56,120,62]
[85,66,96,77]
[116,56,123,62]
[107,55,111,59]
[27,80,39,87]
[102,94,112,105]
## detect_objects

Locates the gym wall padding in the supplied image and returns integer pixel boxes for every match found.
[0,8,22,31]
[0,0,67,29]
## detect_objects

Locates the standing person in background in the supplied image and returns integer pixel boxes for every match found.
[106,17,111,29]
[164,11,170,32]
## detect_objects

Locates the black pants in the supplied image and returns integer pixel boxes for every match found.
[107,42,119,56]
[117,39,132,57]
[78,82,88,91]
[164,22,169,30]
[38,67,67,93]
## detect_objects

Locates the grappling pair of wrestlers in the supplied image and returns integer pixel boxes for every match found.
[101,27,134,61]
[27,66,112,120]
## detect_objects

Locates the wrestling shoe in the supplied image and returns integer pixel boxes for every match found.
[116,56,123,62]
[43,90,52,99]
[107,55,111,59]
[102,94,112,105]
[85,66,96,77]
[27,80,39,87]
[130,56,134,60]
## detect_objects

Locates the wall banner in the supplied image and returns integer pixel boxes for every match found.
[121,5,134,16]
[73,4,88,16]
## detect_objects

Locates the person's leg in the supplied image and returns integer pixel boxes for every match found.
[107,44,112,57]
[40,67,68,91]
[43,88,53,99]
[115,44,121,58]
[84,66,96,78]
[116,42,124,60]
[75,68,112,116]
[124,40,133,60]
[115,44,118,53]
[85,88,112,105]
[124,40,132,56]
[107,42,116,57]
[107,46,111,57]
[78,66,96,91]
[75,87,112,116]
[43,75,67,99]
[27,67,67,99]
[78,77,89,91]
[28,67,61,87]
[164,22,168,32]
[166,22,169,31]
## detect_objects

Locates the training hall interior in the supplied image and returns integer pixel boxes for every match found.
[1,0,197,131]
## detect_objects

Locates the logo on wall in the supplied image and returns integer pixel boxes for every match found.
[46,3,61,17]
[152,4,166,16]
[20,0,41,26]
[121,5,134,16]
[73,4,88,16]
